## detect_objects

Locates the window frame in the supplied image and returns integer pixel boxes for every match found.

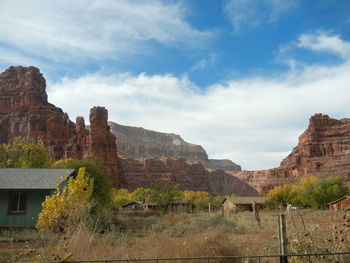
[8,191,28,215]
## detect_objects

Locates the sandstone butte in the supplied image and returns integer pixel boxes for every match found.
[0,66,257,196]
[233,114,350,193]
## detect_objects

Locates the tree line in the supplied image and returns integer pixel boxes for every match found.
[3,138,348,232]
[113,182,224,212]
[0,138,223,232]
[267,176,348,209]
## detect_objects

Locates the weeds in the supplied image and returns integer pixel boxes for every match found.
[2,210,350,262]
[286,210,350,263]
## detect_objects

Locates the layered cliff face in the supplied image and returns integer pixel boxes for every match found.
[109,121,208,161]
[234,114,350,193]
[3,66,350,196]
[109,121,241,172]
[0,66,75,160]
[280,114,350,172]
[0,66,125,186]
[118,156,257,196]
[0,66,251,196]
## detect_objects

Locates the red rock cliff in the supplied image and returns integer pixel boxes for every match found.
[234,114,350,193]
[88,107,125,185]
[108,121,241,172]
[0,66,125,187]
[0,66,76,160]
[0,66,253,196]
[118,156,257,196]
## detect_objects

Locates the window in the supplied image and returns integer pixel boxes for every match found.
[8,192,27,214]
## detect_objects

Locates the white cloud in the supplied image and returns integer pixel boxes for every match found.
[48,52,350,170]
[297,32,350,59]
[224,0,298,32]
[0,0,211,64]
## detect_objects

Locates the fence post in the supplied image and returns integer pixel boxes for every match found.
[252,201,261,227]
[278,213,288,263]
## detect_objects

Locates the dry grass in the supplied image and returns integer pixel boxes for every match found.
[2,209,350,262]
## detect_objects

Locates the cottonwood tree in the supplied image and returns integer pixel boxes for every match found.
[267,176,348,209]
[0,137,52,168]
[149,180,182,212]
[37,167,94,232]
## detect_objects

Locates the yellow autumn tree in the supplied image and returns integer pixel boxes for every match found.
[267,184,299,206]
[37,167,94,232]
[112,188,133,209]
[183,190,211,211]
[0,137,52,168]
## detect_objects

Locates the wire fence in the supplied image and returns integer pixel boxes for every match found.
[40,251,350,263]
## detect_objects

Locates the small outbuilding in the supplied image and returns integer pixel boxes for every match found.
[122,200,190,212]
[328,196,350,211]
[222,197,268,214]
[122,201,145,210]
[0,168,75,227]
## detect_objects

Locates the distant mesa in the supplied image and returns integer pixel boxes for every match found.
[108,121,242,172]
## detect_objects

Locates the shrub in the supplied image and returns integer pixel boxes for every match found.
[0,137,52,168]
[37,167,94,232]
[53,157,113,208]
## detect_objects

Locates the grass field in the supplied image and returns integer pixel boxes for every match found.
[0,209,349,262]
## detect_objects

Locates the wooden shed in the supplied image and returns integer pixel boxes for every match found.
[122,201,145,210]
[222,197,268,214]
[328,196,350,211]
[0,168,75,227]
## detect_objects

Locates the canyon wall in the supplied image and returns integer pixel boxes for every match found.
[234,114,350,192]
[0,66,251,196]
[0,66,125,186]
[109,121,241,171]
[118,156,257,196]
[4,66,348,196]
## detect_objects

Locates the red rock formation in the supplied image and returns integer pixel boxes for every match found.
[3,66,350,196]
[118,156,257,196]
[0,66,252,195]
[0,66,125,187]
[109,121,209,161]
[0,66,76,160]
[234,114,350,193]
[88,107,125,185]
[108,121,241,171]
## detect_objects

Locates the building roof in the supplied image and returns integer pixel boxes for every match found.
[122,201,144,207]
[0,168,75,190]
[328,196,350,205]
[223,197,269,205]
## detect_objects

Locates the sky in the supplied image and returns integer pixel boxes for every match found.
[1,0,350,170]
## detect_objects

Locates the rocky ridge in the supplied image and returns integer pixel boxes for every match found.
[0,66,255,196]
[108,121,241,172]
[118,156,256,196]
[3,66,348,196]
[0,66,124,185]
[233,114,350,192]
